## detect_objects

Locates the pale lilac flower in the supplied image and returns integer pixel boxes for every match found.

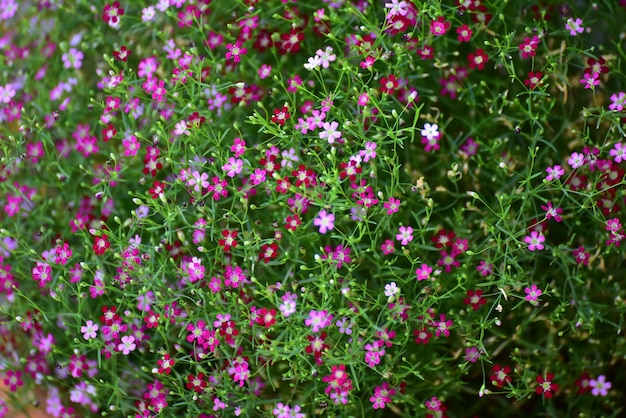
[222,157,243,177]
[304,55,321,71]
[142,6,156,21]
[589,375,611,397]
[384,282,400,298]
[316,46,336,68]
[610,143,626,163]
[62,48,84,69]
[319,121,342,144]
[360,141,377,161]
[384,0,408,17]
[81,320,99,340]
[336,317,353,334]
[0,83,15,103]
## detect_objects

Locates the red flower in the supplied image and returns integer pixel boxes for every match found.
[468,48,488,70]
[271,106,291,125]
[291,164,317,188]
[144,310,160,329]
[464,289,486,311]
[413,327,432,345]
[305,332,329,365]
[255,308,277,328]
[100,305,119,325]
[149,180,166,199]
[187,112,206,129]
[379,75,399,94]
[284,214,301,232]
[113,46,131,61]
[574,372,592,394]
[279,29,304,54]
[102,2,124,24]
[142,158,163,177]
[275,178,291,194]
[490,364,512,387]
[339,160,363,182]
[525,71,543,89]
[93,234,110,255]
[157,354,175,375]
[186,373,207,393]
[431,229,455,249]
[586,56,609,75]
[259,242,279,264]
[218,229,238,252]
[102,124,116,142]
[536,373,559,398]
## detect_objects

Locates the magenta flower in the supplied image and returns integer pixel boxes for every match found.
[415,264,433,281]
[589,375,611,396]
[545,165,564,181]
[525,284,542,305]
[524,231,545,251]
[313,210,335,234]
[541,201,563,222]
[305,310,333,333]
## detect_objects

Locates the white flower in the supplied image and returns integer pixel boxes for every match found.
[421,123,439,141]
[304,55,321,70]
[384,282,400,298]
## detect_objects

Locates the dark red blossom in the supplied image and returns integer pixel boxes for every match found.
[102,2,124,24]
[113,46,131,61]
[536,373,559,398]
[271,106,291,125]
[93,234,110,255]
[468,48,488,70]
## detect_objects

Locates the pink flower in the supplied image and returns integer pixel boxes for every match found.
[381,239,395,255]
[395,225,413,245]
[545,165,564,181]
[524,231,545,251]
[525,284,542,305]
[415,264,433,281]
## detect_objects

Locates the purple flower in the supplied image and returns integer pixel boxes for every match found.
[589,375,611,396]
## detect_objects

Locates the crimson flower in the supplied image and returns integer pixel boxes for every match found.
[102,2,124,24]
[468,48,488,70]
[536,373,559,398]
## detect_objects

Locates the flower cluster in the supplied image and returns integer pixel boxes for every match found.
[0,1,625,417]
